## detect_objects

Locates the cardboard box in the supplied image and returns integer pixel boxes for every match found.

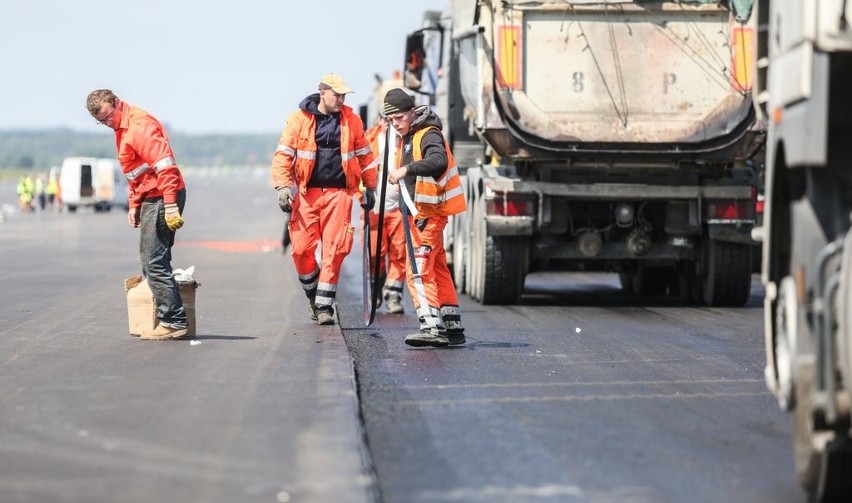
[124,275,198,337]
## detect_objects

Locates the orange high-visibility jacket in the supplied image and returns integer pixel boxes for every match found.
[114,100,185,207]
[365,123,385,160]
[398,126,466,217]
[272,105,377,195]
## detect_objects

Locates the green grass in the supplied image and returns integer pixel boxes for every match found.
[0,168,43,183]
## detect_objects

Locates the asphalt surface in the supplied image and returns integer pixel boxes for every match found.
[0,170,374,503]
[1,169,804,503]
[339,273,801,502]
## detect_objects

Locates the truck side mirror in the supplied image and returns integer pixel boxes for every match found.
[404,33,426,92]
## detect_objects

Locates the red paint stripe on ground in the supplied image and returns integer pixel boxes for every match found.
[176,240,279,253]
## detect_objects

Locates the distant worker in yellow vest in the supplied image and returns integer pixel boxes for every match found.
[384,88,467,347]
[16,175,34,213]
[46,172,59,210]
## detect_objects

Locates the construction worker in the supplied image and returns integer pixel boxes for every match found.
[87,89,189,340]
[45,171,59,210]
[384,88,467,347]
[34,174,46,211]
[363,116,407,314]
[16,175,34,213]
[272,74,377,325]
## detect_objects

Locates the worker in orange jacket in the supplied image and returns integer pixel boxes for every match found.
[272,74,377,325]
[363,116,407,314]
[384,88,467,347]
[87,89,189,340]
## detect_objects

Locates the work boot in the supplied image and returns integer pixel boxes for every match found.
[446,329,466,346]
[316,309,335,326]
[308,302,318,322]
[404,330,449,348]
[141,324,189,340]
[385,297,404,314]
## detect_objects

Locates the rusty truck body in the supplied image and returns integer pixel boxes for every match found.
[403,0,764,305]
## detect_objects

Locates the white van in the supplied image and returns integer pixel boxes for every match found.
[59,157,129,212]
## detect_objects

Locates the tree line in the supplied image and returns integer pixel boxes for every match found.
[0,129,278,170]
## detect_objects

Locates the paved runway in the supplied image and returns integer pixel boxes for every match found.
[0,169,374,503]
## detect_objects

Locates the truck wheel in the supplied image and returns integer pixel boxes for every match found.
[773,277,798,410]
[452,212,467,294]
[468,196,485,301]
[793,362,822,497]
[479,236,527,304]
[469,195,526,304]
[792,363,852,501]
[701,240,752,306]
[838,230,852,408]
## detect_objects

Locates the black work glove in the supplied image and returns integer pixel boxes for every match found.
[362,189,376,210]
[277,187,294,213]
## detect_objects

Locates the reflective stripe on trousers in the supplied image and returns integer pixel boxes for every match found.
[289,188,355,309]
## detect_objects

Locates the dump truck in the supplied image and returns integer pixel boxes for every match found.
[755,0,852,499]
[402,0,765,305]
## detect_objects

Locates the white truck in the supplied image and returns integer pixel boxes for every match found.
[755,0,852,499]
[403,0,765,306]
[59,157,128,212]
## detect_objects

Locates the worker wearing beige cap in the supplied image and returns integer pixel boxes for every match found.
[271,74,377,325]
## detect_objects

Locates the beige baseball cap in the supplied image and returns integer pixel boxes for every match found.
[318,73,353,94]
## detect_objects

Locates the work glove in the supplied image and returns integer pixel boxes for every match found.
[362,189,376,211]
[277,187,294,213]
[164,203,184,231]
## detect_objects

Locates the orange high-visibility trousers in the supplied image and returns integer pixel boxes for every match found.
[289,188,355,310]
[366,209,406,298]
[405,215,462,333]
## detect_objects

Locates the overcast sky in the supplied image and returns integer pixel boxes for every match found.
[0,0,446,134]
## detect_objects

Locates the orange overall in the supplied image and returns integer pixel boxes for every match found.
[363,122,407,303]
[272,102,376,311]
[396,126,466,335]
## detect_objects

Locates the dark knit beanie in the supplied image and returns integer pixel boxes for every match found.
[383,88,415,116]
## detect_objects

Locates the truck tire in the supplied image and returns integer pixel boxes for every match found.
[468,194,526,304]
[452,212,467,294]
[793,363,852,501]
[701,240,752,307]
[479,236,526,305]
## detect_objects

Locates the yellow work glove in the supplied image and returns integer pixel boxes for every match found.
[164,203,184,231]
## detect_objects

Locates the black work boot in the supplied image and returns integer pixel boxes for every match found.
[446,329,466,346]
[404,329,449,348]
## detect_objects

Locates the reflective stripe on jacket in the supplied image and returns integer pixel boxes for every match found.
[272,104,376,196]
[114,100,184,207]
[399,126,466,217]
